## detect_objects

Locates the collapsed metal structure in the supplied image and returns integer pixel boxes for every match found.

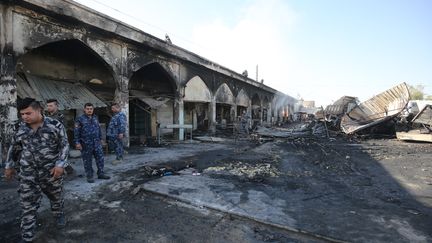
[340,83,410,134]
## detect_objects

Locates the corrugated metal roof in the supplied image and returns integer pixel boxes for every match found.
[325,96,358,116]
[20,75,107,110]
[130,90,170,109]
[340,83,410,134]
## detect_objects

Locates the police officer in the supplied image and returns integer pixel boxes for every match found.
[4,97,69,242]
[74,103,110,183]
[45,98,75,175]
[45,98,64,124]
[107,103,127,165]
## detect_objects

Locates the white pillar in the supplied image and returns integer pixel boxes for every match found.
[178,98,184,141]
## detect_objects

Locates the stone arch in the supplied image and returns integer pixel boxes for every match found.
[236,89,250,107]
[183,76,211,131]
[184,76,211,102]
[129,62,177,95]
[214,83,235,124]
[128,62,178,141]
[215,83,235,105]
[15,39,117,144]
[16,39,117,91]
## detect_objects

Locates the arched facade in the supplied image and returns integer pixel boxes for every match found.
[0,1,284,149]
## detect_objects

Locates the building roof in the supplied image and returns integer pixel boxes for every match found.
[17,75,106,110]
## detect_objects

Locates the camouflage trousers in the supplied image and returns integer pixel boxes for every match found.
[81,143,105,178]
[19,165,64,241]
[108,136,124,160]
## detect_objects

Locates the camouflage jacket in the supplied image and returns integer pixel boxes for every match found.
[45,110,65,125]
[5,117,69,169]
[107,112,126,137]
[73,114,102,145]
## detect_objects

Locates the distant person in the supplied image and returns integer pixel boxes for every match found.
[45,98,64,124]
[107,103,127,165]
[45,98,74,175]
[74,103,110,183]
[4,97,69,242]
[240,110,250,134]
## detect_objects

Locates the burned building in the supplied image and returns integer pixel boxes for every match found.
[0,0,296,152]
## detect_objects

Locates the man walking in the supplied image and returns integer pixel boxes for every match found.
[74,103,110,183]
[45,98,74,175]
[4,98,69,242]
[107,103,126,165]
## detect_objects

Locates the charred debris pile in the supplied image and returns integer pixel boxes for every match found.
[265,83,431,142]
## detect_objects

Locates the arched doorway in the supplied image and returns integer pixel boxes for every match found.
[251,93,261,126]
[215,83,235,129]
[184,76,211,131]
[129,62,177,144]
[16,39,115,144]
[236,89,250,120]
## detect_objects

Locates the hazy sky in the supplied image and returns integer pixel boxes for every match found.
[74,0,432,106]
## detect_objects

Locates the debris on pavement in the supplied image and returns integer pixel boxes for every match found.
[194,136,227,142]
[397,104,432,142]
[204,161,280,180]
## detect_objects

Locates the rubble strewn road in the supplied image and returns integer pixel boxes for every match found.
[1,131,431,242]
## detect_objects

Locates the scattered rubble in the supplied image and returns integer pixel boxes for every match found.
[194,136,227,142]
[204,161,280,180]
[396,104,432,142]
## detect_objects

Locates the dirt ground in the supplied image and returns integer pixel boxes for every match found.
[1,127,431,242]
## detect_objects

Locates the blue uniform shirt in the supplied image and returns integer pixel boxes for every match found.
[107,112,126,137]
[74,114,102,146]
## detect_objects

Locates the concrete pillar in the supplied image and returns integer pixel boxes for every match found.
[247,100,252,116]
[232,104,237,122]
[247,99,252,129]
[260,100,264,125]
[119,45,130,147]
[267,103,272,124]
[209,96,216,133]
[0,4,18,164]
[178,98,184,140]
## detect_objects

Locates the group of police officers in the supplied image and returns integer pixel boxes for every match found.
[4,97,127,242]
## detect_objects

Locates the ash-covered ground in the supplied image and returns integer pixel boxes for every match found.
[1,128,431,243]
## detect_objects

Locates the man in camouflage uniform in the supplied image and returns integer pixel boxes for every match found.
[45,98,65,124]
[74,103,110,183]
[107,103,127,165]
[4,98,69,242]
[45,98,75,175]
